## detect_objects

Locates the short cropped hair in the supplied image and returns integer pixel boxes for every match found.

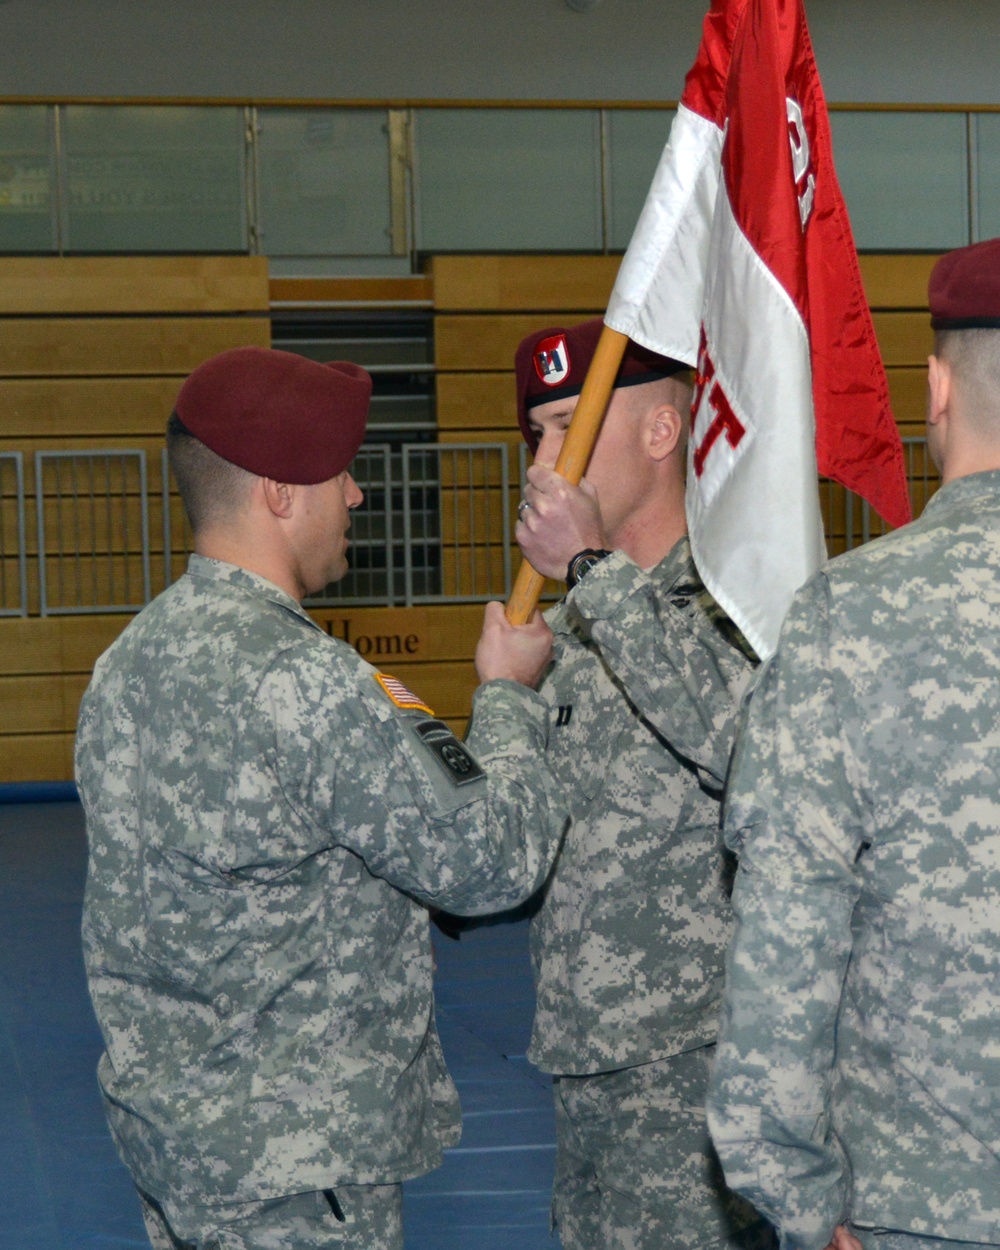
[935,328,1000,430]
[166,411,256,534]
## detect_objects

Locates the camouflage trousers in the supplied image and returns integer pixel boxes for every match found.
[138,1182,403,1250]
[552,1046,771,1250]
[855,1232,1000,1250]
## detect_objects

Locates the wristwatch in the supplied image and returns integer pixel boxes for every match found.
[566,548,613,590]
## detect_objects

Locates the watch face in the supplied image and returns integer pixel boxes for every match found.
[567,548,612,588]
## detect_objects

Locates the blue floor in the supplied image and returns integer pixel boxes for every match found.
[0,801,555,1248]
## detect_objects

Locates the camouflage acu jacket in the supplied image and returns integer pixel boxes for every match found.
[708,471,1000,1250]
[76,555,565,1207]
[523,538,755,1075]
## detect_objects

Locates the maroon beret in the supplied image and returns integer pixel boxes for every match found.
[174,346,371,485]
[515,317,687,451]
[930,238,1000,331]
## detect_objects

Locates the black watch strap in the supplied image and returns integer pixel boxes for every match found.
[566,548,613,590]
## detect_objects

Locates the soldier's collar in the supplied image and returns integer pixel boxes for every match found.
[185,554,320,630]
[924,467,1000,514]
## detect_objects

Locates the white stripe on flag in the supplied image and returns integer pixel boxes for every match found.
[606,104,723,368]
[687,189,825,659]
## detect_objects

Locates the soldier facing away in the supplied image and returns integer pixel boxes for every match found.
[707,240,1000,1250]
[500,317,768,1250]
[76,346,567,1250]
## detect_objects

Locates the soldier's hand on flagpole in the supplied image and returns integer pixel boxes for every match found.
[516,465,609,580]
[475,601,553,689]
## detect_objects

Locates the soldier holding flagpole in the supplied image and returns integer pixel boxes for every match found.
[500,316,763,1250]
[497,0,911,1246]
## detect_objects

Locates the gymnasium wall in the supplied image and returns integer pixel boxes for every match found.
[0,251,940,783]
[0,0,997,107]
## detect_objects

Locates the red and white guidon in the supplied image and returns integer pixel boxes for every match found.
[604,0,908,659]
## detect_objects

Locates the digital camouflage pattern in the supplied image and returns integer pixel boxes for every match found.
[140,1180,402,1250]
[77,555,566,1212]
[552,1047,766,1250]
[527,538,756,1076]
[512,537,758,1249]
[707,471,1000,1250]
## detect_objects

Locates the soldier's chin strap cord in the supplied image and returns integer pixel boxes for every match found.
[322,1189,346,1223]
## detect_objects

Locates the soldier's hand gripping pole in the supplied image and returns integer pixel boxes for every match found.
[505,325,630,625]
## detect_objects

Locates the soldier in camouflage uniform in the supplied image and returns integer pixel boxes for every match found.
[76,347,567,1250]
[706,240,1000,1250]
[509,319,764,1250]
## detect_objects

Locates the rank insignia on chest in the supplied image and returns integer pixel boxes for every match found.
[556,704,573,727]
[375,672,434,716]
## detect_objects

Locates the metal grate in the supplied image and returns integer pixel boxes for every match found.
[0,453,27,617]
[821,436,938,556]
[16,437,942,616]
[305,444,395,607]
[35,450,151,616]
[272,307,439,605]
[404,442,512,605]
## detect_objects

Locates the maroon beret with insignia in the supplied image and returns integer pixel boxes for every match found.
[515,317,687,451]
[175,346,371,485]
[930,238,1000,331]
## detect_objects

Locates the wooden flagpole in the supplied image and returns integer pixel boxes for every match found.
[505,324,629,624]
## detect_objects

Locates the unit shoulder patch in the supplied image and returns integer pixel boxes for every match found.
[413,719,486,789]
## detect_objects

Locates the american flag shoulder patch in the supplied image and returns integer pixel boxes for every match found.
[375,672,435,716]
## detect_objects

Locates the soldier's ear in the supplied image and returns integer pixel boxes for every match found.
[927,354,951,428]
[647,405,682,462]
[261,477,295,519]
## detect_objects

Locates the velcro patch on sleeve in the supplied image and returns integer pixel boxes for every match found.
[375,672,435,716]
[413,719,486,788]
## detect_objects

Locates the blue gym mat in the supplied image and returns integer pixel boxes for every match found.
[0,801,555,1248]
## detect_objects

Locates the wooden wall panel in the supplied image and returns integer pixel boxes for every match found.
[307,604,488,662]
[0,674,90,733]
[431,253,941,317]
[0,614,125,676]
[0,317,271,378]
[428,254,618,313]
[858,254,940,310]
[436,314,572,371]
[0,734,73,784]
[871,312,935,367]
[0,378,185,438]
[0,257,269,315]
[270,275,432,305]
[887,368,929,432]
[420,309,935,375]
[437,373,517,431]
